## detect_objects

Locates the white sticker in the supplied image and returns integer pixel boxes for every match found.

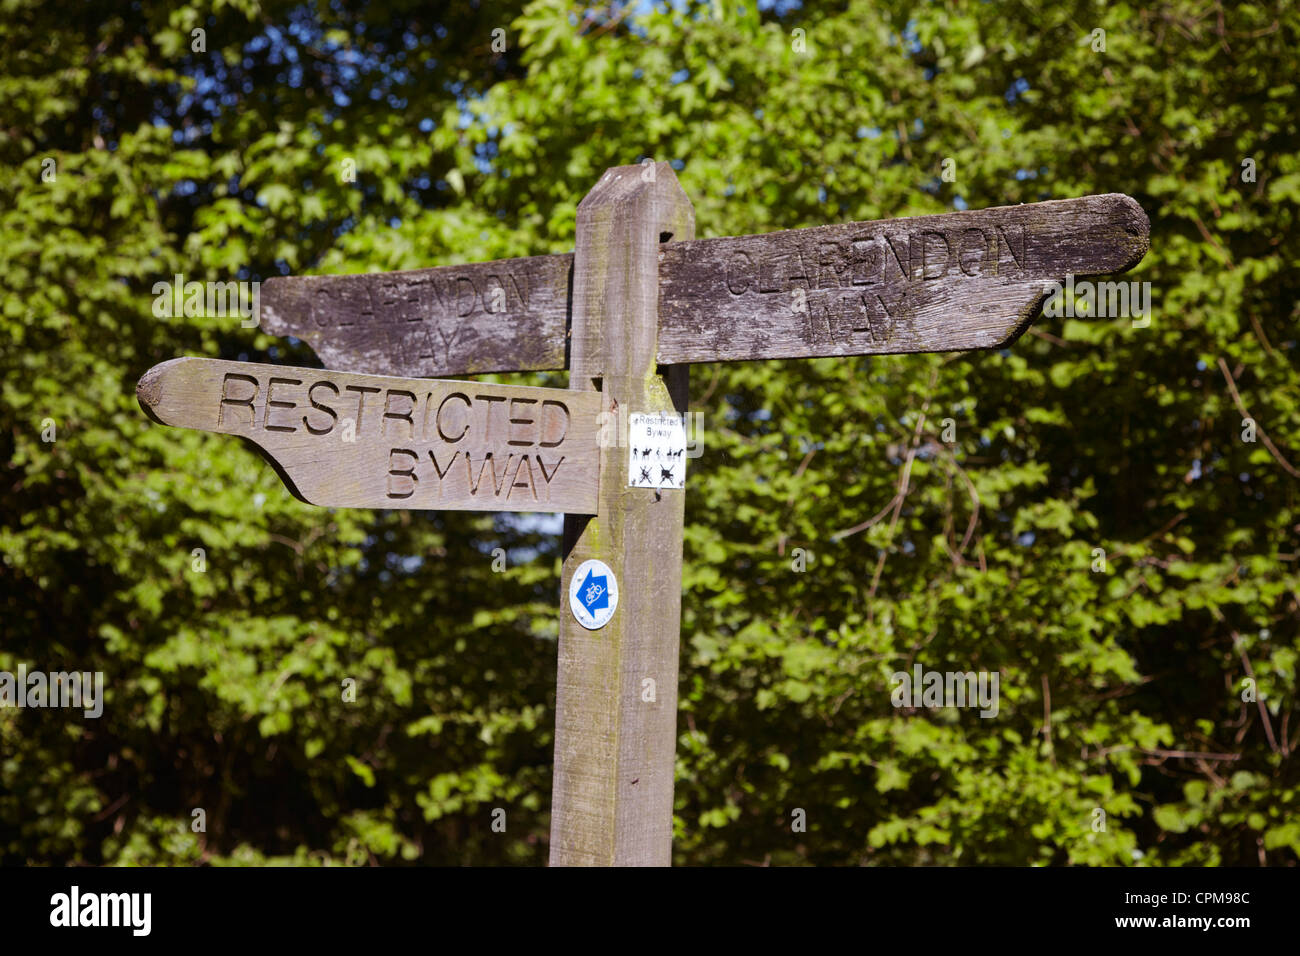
[569,558,619,630]
[628,411,687,489]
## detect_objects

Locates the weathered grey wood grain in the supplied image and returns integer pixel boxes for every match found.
[550,163,694,867]
[136,357,600,514]
[656,194,1149,364]
[259,195,1148,375]
[260,254,573,377]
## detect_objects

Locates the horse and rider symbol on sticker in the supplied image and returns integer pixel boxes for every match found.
[627,412,687,490]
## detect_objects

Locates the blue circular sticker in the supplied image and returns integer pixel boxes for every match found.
[569,559,618,630]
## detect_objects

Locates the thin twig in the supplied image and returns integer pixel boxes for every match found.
[938,446,981,553]
[792,448,817,482]
[1028,326,1068,347]
[832,496,901,541]
[697,363,723,406]
[1141,748,1241,762]
[1109,511,1187,560]
[1217,357,1299,478]
[1236,634,1281,754]
[93,792,131,822]
[1247,311,1276,359]
[833,370,936,542]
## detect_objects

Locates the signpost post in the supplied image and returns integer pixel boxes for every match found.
[139,162,1149,866]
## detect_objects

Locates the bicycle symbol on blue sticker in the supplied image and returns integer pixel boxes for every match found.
[569,559,619,630]
[580,569,608,613]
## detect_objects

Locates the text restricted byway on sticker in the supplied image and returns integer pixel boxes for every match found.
[570,559,618,629]
[628,411,687,490]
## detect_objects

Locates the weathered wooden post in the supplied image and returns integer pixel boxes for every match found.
[550,163,694,866]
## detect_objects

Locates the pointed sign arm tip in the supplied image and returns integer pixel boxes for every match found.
[992,193,1151,349]
[136,357,190,425]
[1091,192,1151,272]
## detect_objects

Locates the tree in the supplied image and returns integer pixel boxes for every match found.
[2,0,1296,866]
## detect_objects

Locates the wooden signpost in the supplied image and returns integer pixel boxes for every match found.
[139,163,1149,866]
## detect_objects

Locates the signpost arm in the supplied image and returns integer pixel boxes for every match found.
[550,163,694,866]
